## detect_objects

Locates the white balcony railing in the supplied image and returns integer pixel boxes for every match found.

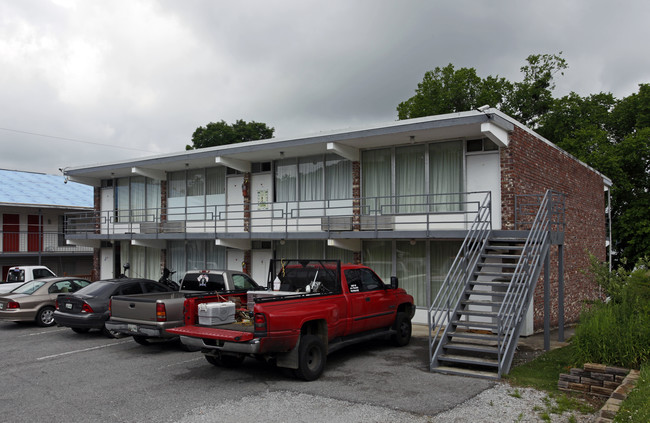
[0,231,94,254]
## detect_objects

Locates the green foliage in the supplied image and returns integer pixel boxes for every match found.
[186,119,274,150]
[613,364,650,423]
[572,258,650,368]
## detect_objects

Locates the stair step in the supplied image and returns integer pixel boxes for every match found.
[473,271,514,279]
[451,320,498,330]
[438,353,499,367]
[448,331,502,342]
[461,299,503,307]
[431,365,499,380]
[465,290,507,298]
[456,309,498,318]
[469,279,511,288]
[444,342,498,354]
[477,262,519,268]
[485,245,524,251]
[481,253,522,260]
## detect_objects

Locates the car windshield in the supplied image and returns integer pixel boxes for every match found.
[73,281,118,297]
[12,281,46,295]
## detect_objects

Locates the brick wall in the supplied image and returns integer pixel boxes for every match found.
[501,126,607,330]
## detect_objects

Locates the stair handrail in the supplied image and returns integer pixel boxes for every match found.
[428,192,492,370]
[496,190,566,376]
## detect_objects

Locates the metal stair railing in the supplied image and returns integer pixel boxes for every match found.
[428,192,492,371]
[496,190,566,377]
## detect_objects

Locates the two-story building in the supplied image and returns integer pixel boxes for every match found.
[63,109,610,336]
[0,169,94,279]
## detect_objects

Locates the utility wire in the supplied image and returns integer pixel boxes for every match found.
[0,127,157,153]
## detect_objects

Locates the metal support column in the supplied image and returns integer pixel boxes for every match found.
[558,244,565,342]
[543,253,550,351]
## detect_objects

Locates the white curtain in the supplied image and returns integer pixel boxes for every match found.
[430,240,463,305]
[430,141,463,212]
[299,156,323,201]
[362,149,391,215]
[146,248,161,280]
[120,241,130,275]
[396,145,426,213]
[167,171,186,221]
[146,178,160,222]
[275,159,297,202]
[325,245,354,264]
[130,176,145,222]
[206,242,226,269]
[186,240,203,271]
[206,167,226,220]
[396,240,426,306]
[130,244,146,278]
[362,240,392,283]
[187,170,205,220]
[168,241,186,277]
[298,240,324,259]
[116,178,130,222]
[276,240,298,259]
[325,154,351,200]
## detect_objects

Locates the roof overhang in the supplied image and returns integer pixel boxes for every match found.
[64,110,514,183]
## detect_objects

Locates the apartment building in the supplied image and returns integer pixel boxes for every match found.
[63,109,610,331]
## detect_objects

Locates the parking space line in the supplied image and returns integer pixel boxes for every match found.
[19,328,68,337]
[36,340,132,361]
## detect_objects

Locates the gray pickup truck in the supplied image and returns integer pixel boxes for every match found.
[105,270,261,348]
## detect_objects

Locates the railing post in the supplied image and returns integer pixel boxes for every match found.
[543,252,550,351]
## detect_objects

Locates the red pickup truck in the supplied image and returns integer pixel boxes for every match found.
[167,259,415,380]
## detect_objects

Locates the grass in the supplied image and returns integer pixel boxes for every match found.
[613,364,650,423]
[504,344,598,420]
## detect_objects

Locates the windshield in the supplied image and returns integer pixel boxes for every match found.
[7,269,25,282]
[12,281,46,295]
[73,281,118,297]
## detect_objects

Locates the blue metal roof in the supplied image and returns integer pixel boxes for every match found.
[0,169,93,209]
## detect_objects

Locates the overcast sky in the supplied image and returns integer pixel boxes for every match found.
[1,0,649,175]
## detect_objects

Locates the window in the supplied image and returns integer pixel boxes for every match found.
[275,155,352,202]
[143,282,172,293]
[232,274,259,290]
[168,167,226,221]
[344,268,384,292]
[115,177,161,222]
[119,283,144,295]
[466,138,498,153]
[430,141,463,212]
[168,240,226,277]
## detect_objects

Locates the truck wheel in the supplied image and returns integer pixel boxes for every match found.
[35,306,56,327]
[295,334,326,381]
[391,312,412,347]
[205,352,245,367]
[133,336,150,346]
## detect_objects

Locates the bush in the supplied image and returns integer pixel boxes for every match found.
[572,258,650,369]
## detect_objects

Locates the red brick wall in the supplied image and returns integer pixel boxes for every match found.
[501,126,606,330]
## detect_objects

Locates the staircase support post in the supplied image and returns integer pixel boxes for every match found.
[558,244,565,342]
[544,253,550,351]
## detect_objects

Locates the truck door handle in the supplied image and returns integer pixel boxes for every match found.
[129,303,135,308]
[365,297,370,302]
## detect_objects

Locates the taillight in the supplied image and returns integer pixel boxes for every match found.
[156,303,167,322]
[81,302,94,313]
[7,301,20,309]
[254,313,266,331]
[108,299,112,316]
[55,299,59,310]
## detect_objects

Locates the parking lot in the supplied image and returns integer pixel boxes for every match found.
[0,322,495,422]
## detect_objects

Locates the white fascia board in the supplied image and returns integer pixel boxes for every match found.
[67,239,100,248]
[481,122,509,147]
[327,239,361,252]
[215,239,251,250]
[215,157,251,173]
[132,167,166,181]
[67,175,101,187]
[132,239,166,249]
[327,142,360,161]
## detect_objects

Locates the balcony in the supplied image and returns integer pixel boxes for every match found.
[65,191,492,241]
[0,231,94,255]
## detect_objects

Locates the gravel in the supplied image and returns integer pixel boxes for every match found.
[176,383,598,423]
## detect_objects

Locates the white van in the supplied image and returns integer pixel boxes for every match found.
[0,266,56,294]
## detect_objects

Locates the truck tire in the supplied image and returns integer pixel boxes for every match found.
[133,336,150,346]
[295,334,326,381]
[36,306,56,327]
[391,312,412,347]
[205,352,245,367]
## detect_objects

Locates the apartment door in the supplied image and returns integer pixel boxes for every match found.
[100,187,114,233]
[226,175,244,232]
[466,153,501,229]
[27,215,42,252]
[2,214,19,252]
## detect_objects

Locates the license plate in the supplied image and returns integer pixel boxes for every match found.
[65,303,72,310]
[0,303,4,310]
[128,324,138,332]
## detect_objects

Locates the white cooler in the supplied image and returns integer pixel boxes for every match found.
[198,301,236,326]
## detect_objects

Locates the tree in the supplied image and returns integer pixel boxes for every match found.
[186,119,274,150]
[397,53,567,128]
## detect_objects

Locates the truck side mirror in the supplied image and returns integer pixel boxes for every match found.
[390,276,399,289]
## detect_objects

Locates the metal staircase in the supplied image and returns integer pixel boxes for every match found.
[428,190,565,379]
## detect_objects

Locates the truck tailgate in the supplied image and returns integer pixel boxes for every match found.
[167,325,254,342]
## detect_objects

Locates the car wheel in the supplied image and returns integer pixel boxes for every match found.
[102,325,125,339]
[204,352,245,367]
[295,334,326,381]
[391,312,412,347]
[71,327,90,334]
[35,306,56,327]
[133,336,150,346]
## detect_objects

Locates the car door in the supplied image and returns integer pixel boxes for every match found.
[345,268,396,333]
